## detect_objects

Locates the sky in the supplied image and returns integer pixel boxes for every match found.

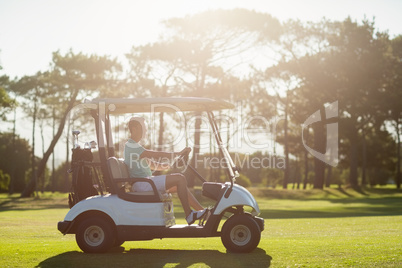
[1,0,402,78]
[1,0,402,159]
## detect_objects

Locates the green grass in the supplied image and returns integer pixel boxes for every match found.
[0,188,401,267]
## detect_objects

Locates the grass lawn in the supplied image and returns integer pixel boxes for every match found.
[0,187,401,267]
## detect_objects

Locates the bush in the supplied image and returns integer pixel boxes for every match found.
[262,168,284,188]
[235,174,252,188]
[0,169,10,192]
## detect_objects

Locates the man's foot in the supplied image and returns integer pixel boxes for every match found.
[198,208,212,226]
[186,209,207,225]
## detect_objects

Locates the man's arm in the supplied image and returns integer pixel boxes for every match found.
[140,147,191,161]
[140,150,178,161]
[140,147,191,171]
[147,159,171,171]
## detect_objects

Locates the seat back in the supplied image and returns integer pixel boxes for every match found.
[107,157,123,180]
[119,159,130,178]
[107,157,129,191]
[107,156,162,202]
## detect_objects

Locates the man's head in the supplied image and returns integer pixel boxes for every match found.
[128,117,147,141]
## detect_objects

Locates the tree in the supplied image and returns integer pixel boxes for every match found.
[364,127,396,186]
[327,18,391,188]
[161,9,281,186]
[0,74,15,120]
[265,18,393,189]
[126,42,185,151]
[13,73,48,195]
[262,19,337,189]
[2,74,19,194]
[385,35,402,188]
[0,132,31,192]
[21,50,121,197]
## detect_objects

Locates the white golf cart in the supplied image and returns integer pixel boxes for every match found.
[58,97,264,253]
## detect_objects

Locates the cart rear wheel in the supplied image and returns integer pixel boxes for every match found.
[76,217,115,253]
[221,214,261,253]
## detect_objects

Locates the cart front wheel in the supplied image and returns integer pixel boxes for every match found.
[221,214,261,253]
[76,217,115,253]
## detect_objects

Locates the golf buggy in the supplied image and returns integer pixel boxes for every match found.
[58,97,264,253]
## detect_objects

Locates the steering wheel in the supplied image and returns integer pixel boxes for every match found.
[171,148,191,169]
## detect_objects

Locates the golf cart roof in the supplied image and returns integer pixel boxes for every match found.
[85,97,234,114]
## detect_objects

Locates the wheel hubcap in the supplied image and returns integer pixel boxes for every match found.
[230,224,251,246]
[84,225,105,247]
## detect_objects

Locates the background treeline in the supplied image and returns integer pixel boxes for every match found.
[0,10,400,196]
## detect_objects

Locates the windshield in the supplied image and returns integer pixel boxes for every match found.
[207,111,239,181]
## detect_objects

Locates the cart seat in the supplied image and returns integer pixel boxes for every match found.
[107,157,162,202]
[108,157,126,189]
[116,159,158,195]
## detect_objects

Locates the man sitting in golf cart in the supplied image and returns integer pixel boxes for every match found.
[124,117,207,225]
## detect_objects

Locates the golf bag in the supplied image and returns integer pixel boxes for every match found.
[68,147,98,208]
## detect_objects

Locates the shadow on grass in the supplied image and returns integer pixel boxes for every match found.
[253,187,402,200]
[0,196,69,212]
[261,196,402,219]
[36,247,272,268]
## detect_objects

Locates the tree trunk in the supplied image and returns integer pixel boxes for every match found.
[303,127,309,190]
[312,114,325,189]
[21,89,79,197]
[283,94,289,189]
[396,121,401,189]
[40,119,46,193]
[158,112,164,151]
[325,166,332,188]
[349,127,359,188]
[51,106,56,193]
[361,131,367,186]
[209,131,213,181]
[64,119,71,191]
[9,103,17,195]
[31,97,38,197]
[295,158,300,189]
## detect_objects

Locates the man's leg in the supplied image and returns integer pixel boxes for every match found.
[165,174,192,217]
[167,186,203,211]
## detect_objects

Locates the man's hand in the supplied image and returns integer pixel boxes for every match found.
[180,147,191,156]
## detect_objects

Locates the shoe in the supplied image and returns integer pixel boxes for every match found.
[198,208,212,226]
[186,209,207,225]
